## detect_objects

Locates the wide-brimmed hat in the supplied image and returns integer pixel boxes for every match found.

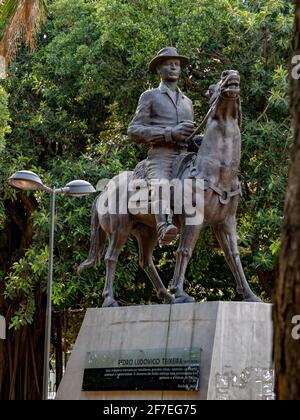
[149,47,188,73]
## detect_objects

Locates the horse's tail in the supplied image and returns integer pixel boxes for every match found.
[77,197,106,274]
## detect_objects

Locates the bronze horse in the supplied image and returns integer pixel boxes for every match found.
[78,70,261,306]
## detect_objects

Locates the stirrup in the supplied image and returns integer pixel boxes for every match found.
[158,223,178,246]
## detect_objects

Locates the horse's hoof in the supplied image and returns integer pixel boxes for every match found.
[164,294,175,304]
[243,296,262,303]
[102,297,119,307]
[174,294,195,304]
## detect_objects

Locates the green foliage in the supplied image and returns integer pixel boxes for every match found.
[0,86,10,230]
[5,246,48,329]
[0,85,10,152]
[0,0,294,330]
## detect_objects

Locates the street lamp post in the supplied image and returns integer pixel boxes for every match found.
[43,186,55,401]
[8,170,95,400]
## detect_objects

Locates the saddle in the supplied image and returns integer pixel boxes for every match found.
[132,152,241,206]
[132,152,196,182]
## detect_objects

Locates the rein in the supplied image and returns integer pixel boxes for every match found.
[185,96,219,142]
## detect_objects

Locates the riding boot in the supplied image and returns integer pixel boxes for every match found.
[155,213,178,246]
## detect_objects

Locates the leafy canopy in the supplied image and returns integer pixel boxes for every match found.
[0,0,293,329]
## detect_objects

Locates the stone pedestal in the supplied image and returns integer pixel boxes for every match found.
[56,302,273,400]
[0,315,5,339]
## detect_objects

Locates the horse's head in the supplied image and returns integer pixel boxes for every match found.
[207,70,241,128]
[208,70,240,103]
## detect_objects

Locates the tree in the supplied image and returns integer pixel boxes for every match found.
[0,0,48,400]
[274,0,300,400]
[0,85,10,150]
[0,0,47,69]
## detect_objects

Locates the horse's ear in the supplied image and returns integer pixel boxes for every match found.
[207,84,216,98]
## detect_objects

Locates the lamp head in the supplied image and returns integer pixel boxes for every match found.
[8,170,46,191]
[64,180,95,197]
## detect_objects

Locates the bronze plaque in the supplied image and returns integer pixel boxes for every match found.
[82,348,201,391]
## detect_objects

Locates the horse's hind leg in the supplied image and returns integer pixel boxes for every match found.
[213,221,261,302]
[133,225,174,304]
[102,229,130,307]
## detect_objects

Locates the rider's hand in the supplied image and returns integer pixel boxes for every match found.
[171,121,195,142]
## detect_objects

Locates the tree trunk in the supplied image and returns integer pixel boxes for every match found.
[273,1,300,400]
[0,293,45,400]
[0,194,44,400]
[54,311,63,391]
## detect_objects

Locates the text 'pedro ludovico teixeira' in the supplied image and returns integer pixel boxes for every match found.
[118,357,188,366]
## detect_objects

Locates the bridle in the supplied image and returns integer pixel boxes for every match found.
[186,73,240,142]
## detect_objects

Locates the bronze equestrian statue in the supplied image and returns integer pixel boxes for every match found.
[78,48,261,306]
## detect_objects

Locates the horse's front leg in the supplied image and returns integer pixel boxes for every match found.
[170,224,202,303]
